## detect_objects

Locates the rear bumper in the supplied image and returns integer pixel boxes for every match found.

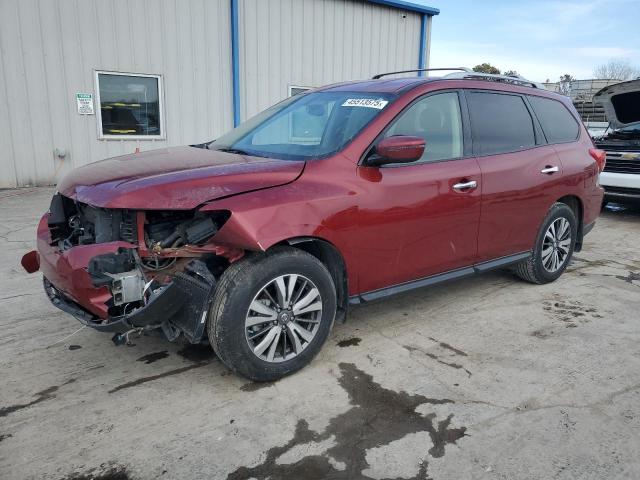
[600,172,640,190]
[600,171,640,200]
[603,186,640,200]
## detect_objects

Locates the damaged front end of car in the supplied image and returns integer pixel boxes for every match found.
[23,193,244,345]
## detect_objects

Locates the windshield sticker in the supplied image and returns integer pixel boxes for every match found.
[341,98,389,109]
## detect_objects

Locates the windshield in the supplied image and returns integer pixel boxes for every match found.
[209,91,395,160]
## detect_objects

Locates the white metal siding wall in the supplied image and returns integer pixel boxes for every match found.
[0,0,233,188]
[238,0,423,120]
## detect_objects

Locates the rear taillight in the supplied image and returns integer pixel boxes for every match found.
[589,148,606,172]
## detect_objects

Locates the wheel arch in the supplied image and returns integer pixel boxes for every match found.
[556,194,584,251]
[273,236,349,323]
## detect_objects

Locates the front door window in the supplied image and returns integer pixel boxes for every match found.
[383,92,463,163]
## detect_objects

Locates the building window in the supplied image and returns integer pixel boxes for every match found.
[285,85,319,143]
[289,85,312,96]
[95,71,164,139]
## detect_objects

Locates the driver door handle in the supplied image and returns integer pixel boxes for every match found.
[452,180,477,192]
[540,165,559,174]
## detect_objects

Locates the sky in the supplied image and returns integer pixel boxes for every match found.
[429,0,640,82]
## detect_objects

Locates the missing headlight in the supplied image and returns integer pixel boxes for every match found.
[144,210,230,252]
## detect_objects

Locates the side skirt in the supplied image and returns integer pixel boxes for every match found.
[349,251,531,305]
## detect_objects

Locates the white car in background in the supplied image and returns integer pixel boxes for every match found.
[593,79,640,205]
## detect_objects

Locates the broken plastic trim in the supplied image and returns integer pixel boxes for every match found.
[21,250,40,273]
[43,259,217,343]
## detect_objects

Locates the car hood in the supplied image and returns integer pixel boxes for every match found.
[57,146,305,209]
[594,79,640,130]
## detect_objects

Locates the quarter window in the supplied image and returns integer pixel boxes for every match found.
[95,71,163,139]
[528,95,579,143]
[467,92,535,156]
[383,92,463,163]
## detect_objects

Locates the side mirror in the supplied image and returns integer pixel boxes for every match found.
[368,136,425,166]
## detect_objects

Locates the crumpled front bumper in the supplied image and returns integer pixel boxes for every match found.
[43,277,185,334]
[25,214,217,342]
[32,213,131,318]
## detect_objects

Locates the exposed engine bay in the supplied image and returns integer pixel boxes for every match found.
[48,193,228,253]
[43,193,241,345]
[593,122,640,146]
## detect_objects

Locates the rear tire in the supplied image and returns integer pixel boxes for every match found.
[515,202,577,284]
[208,247,337,381]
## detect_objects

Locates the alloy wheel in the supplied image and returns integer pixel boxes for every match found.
[245,274,323,363]
[542,217,571,273]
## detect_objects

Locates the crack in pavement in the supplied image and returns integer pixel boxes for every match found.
[427,336,469,356]
[108,362,210,393]
[404,345,472,377]
[470,382,640,431]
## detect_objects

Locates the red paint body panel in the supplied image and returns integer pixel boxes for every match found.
[30,77,604,314]
[205,155,482,294]
[552,135,603,227]
[36,214,131,318]
[203,155,363,292]
[475,145,565,260]
[57,146,304,209]
[474,94,602,262]
[353,159,481,291]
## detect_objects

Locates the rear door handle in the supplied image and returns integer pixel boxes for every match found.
[540,165,559,174]
[452,180,477,192]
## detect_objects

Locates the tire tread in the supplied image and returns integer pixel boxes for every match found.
[208,247,336,381]
[514,202,576,285]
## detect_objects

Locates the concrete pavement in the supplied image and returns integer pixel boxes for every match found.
[1,188,639,480]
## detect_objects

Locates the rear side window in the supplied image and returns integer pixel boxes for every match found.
[528,96,579,143]
[467,92,536,156]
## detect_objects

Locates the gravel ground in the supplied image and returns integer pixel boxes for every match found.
[1,187,639,480]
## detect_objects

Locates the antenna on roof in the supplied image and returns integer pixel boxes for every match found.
[372,67,472,80]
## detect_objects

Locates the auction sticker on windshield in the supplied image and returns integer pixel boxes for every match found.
[341,98,389,109]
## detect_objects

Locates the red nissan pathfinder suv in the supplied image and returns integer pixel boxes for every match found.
[22,69,605,381]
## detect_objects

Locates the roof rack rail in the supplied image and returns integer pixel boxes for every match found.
[372,67,472,80]
[443,71,546,89]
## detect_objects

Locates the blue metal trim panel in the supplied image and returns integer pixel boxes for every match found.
[230,0,241,127]
[418,13,427,76]
[365,0,439,16]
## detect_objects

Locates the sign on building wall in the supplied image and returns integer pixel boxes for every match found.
[76,93,94,115]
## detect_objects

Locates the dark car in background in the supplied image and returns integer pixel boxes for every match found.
[23,69,604,381]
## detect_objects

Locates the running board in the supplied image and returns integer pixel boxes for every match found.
[349,251,531,304]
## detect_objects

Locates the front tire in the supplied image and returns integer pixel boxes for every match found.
[208,247,337,381]
[515,202,577,284]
